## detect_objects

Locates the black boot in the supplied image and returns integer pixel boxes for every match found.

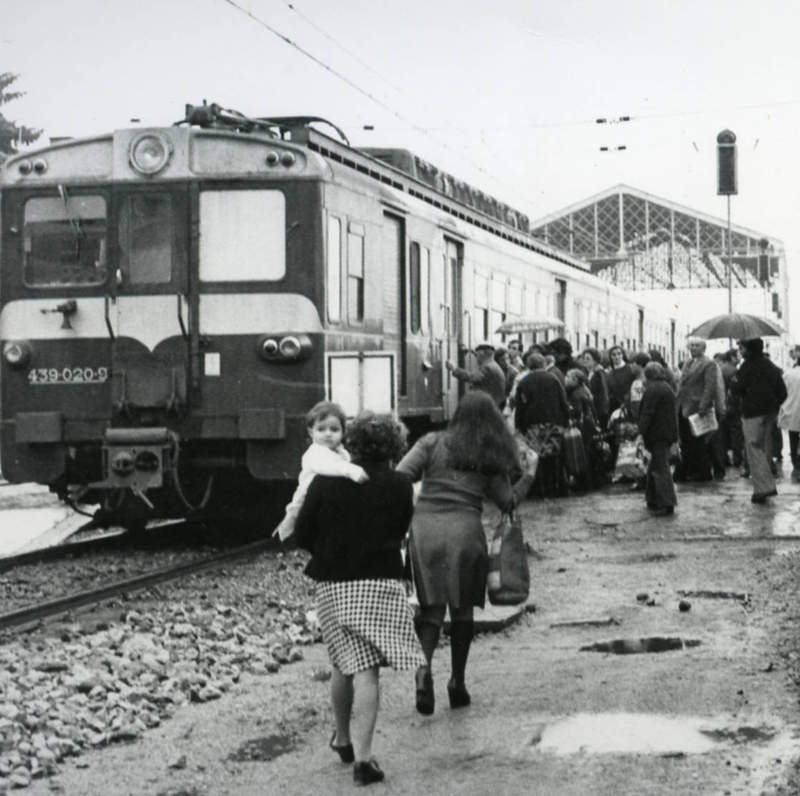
[448,620,473,708]
[414,618,440,715]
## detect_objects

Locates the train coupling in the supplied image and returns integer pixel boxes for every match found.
[89,427,174,503]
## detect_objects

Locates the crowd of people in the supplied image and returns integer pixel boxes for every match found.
[448,334,795,509]
[274,333,797,786]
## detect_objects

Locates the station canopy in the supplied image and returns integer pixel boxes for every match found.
[529,185,784,292]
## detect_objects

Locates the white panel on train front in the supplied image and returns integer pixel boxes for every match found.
[327,352,395,417]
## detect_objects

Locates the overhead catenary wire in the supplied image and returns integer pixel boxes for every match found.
[217,0,554,212]
[281,1,407,98]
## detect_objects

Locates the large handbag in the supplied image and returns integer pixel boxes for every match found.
[562,423,588,476]
[487,509,530,606]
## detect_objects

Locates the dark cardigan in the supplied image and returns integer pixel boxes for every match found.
[638,380,678,448]
[294,464,413,582]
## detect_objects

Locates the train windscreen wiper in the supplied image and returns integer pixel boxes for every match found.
[57,184,85,240]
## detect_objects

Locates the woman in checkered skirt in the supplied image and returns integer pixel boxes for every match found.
[397,392,539,715]
[295,412,423,787]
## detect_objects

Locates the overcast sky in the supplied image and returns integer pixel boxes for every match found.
[5,0,799,331]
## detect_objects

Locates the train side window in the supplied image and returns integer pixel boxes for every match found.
[491,277,505,341]
[23,195,107,287]
[409,242,421,333]
[119,194,172,284]
[508,281,522,317]
[327,216,342,322]
[347,230,364,322]
[199,190,285,281]
[474,273,489,341]
[420,246,430,333]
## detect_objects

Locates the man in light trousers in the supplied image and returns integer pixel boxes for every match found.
[731,337,787,503]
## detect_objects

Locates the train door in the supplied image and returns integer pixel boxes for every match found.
[108,186,191,419]
[442,238,463,418]
[381,213,407,396]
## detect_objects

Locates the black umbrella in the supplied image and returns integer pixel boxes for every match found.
[689,313,784,340]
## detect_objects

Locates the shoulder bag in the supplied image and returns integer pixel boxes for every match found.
[487,509,530,606]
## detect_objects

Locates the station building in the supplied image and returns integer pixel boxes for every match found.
[530,185,789,362]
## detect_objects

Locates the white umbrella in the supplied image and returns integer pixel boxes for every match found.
[495,318,565,335]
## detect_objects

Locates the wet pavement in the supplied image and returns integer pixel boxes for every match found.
[16,461,800,795]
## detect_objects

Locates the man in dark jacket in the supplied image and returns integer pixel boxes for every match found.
[638,362,679,516]
[446,341,506,408]
[514,353,570,434]
[730,337,787,503]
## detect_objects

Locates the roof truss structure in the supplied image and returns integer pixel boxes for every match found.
[530,185,783,291]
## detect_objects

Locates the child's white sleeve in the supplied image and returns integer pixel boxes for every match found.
[304,445,366,482]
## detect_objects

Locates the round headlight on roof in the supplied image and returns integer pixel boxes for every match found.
[129,133,173,175]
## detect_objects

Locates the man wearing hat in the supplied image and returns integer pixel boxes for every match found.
[446,341,506,408]
[730,337,787,503]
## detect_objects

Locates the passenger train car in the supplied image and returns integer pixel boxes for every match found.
[0,102,679,528]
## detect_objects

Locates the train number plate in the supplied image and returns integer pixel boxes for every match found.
[27,367,109,385]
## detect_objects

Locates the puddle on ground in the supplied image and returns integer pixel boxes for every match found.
[722,503,800,539]
[677,589,748,601]
[533,713,723,755]
[229,734,296,762]
[621,552,677,564]
[771,507,800,536]
[580,637,701,654]
[700,726,777,744]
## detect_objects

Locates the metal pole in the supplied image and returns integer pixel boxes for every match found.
[727,195,733,313]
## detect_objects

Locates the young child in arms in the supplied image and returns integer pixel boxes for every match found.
[273,401,368,541]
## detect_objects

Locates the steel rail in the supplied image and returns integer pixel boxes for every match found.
[0,536,279,632]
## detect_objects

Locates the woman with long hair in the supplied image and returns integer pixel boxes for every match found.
[396,392,538,715]
[606,345,636,414]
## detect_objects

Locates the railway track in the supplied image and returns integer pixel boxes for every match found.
[0,535,281,632]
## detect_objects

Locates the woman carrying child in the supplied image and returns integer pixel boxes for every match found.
[294,411,423,787]
[273,401,368,541]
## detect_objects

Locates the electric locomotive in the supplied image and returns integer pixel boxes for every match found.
[0,102,679,529]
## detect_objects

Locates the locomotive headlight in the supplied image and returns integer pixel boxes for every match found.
[33,158,48,174]
[3,341,32,368]
[279,334,312,361]
[279,336,302,359]
[129,133,173,175]
[18,160,33,176]
[258,334,312,361]
[259,338,279,359]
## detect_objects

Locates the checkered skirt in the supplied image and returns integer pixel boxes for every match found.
[315,579,424,676]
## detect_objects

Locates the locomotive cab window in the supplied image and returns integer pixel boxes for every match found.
[23,194,107,287]
[199,190,286,281]
[119,193,173,284]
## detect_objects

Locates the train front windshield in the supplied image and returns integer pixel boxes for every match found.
[23,194,107,287]
[16,187,288,290]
